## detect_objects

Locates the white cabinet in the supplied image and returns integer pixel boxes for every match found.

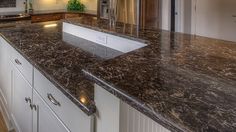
[11,65,33,132]
[0,37,13,130]
[0,36,94,132]
[0,37,12,111]
[32,90,69,132]
[95,84,170,132]
[63,23,146,53]
[34,69,94,132]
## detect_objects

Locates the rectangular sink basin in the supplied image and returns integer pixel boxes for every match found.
[63,22,146,53]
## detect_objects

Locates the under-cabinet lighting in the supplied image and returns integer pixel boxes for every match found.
[44,23,57,28]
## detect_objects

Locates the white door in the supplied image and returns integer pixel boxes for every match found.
[33,90,69,132]
[194,0,236,42]
[174,0,192,34]
[12,66,33,132]
[175,0,181,32]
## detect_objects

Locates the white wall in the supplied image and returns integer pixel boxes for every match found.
[195,0,236,42]
[33,0,97,11]
[81,0,97,11]
[33,0,68,11]
[0,0,97,13]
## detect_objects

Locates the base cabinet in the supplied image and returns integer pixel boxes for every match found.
[0,37,14,130]
[94,84,170,132]
[33,90,69,132]
[0,36,94,132]
[11,65,33,132]
[0,37,12,112]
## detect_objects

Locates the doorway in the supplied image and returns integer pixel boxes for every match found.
[171,0,192,33]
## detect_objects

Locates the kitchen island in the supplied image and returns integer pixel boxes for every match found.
[64,17,236,132]
[0,16,235,132]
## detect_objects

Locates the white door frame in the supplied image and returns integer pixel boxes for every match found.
[160,0,171,31]
[191,0,197,35]
[175,0,185,33]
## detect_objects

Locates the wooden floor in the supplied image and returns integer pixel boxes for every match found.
[0,112,7,132]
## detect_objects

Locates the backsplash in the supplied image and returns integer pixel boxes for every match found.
[0,0,16,8]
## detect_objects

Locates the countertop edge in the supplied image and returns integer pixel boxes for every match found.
[83,69,189,132]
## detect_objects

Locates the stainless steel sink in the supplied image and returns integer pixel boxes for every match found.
[0,14,30,21]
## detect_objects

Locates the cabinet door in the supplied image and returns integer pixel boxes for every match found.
[33,90,70,132]
[0,37,12,110]
[12,66,32,132]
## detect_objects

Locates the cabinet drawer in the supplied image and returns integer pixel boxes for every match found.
[31,14,63,23]
[11,50,33,85]
[34,69,94,132]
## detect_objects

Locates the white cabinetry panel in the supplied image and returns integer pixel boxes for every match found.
[95,84,170,132]
[12,66,33,132]
[120,101,170,132]
[34,69,94,132]
[33,90,70,132]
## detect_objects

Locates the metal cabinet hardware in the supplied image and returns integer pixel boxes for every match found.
[15,59,22,65]
[47,93,61,106]
[30,104,37,111]
[25,97,31,103]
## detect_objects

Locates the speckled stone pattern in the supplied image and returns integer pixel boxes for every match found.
[31,9,97,16]
[65,18,236,132]
[0,21,104,115]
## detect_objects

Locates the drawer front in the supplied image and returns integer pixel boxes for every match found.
[11,50,33,85]
[34,69,94,132]
[31,14,63,23]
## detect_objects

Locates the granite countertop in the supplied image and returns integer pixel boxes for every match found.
[0,9,97,18]
[0,17,236,132]
[30,9,97,16]
[65,18,236,132]
[0,21,104,115]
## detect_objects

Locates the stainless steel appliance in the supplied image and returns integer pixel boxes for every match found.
[98,0,160,29]
[98,0,139,25]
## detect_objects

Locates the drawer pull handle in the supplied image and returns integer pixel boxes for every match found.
[15,59,22,65]
[47,93,60,106]
[25,97,31,104]
[30,104,37,111]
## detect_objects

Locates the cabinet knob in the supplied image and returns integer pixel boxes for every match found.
[47,93,61,106]
[25,97,31,104]
[15,59,22,65]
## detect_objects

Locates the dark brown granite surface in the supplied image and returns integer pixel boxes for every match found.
[0,21,102,115]
[0,17,235,132]
[30,9,97,16]
[65,18,236,132]
[0,10,97,16]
